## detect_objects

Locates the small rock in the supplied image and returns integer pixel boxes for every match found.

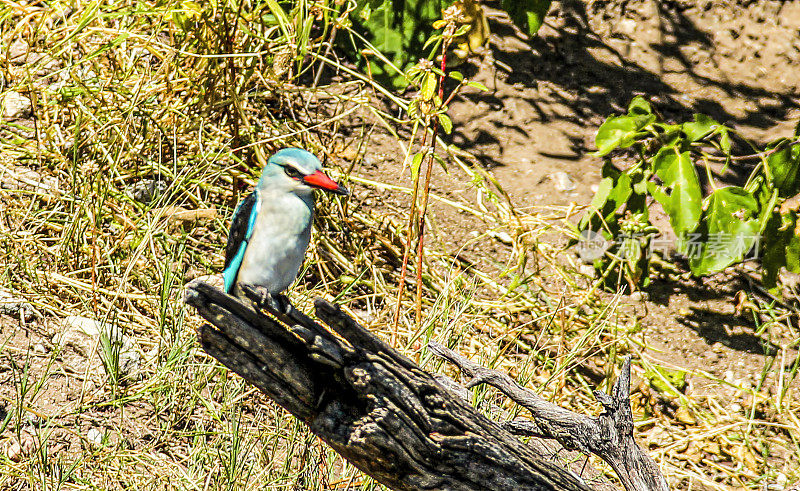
[674,405,696,425]
[54,316,140,376]
[628,291,649,303]
[576,229,609,263]
[86,428,104,447]
[488,230,513,245]
[646,425,673,448]
[7,40,29,62]
[578,264,596,278]
[1,91,32,119]
[129,179,168,204]
[724,370,735,384]
[6,432,35,462]
[550,171,576,192]
[0,290,40,321]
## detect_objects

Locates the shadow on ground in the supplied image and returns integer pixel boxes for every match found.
[450,0,800,169]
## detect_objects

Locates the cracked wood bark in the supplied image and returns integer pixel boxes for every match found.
[428,342,668,491]
[184,281,589,491]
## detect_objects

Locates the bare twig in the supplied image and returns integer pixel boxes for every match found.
[428,341,668,491]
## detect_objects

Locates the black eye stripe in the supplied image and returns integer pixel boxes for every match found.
[283,165,303,179]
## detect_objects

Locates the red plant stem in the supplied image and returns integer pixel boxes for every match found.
[414,37,450,329]
[392,131,429,336]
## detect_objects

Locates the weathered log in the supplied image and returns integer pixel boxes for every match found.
[428,342,668,491]
[184,281,589,490]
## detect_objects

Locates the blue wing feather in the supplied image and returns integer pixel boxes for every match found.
[223,190,260,293]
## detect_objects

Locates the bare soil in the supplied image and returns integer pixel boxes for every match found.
[343,0,800,487]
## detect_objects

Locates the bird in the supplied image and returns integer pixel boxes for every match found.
[222,148,348,312]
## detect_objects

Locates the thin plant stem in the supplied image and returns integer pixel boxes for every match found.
[414,30,451,331]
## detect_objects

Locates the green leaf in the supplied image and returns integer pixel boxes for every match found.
[454,24,471,37]
[682,113,718,142]
[719,127,732,154]
[649,149,702,237]
[766,142,800,198]
[422,33,442,50]
[646,366,687,397]
[420,72,437,100]
[578,165,632,232]
[448,71,464,82]
[350,0,450,89]
[594,117,637,156]
[465,80,488,91]
[594,106,656,156]
[628,96,652,116]
[761,211,800,288]
[437,113,453,134]
[411,152,424,180]
[689,187,760,275]
[501,0,552,36]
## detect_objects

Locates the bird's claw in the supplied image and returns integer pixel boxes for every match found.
[268,293,291,315]
[240,284,291,315]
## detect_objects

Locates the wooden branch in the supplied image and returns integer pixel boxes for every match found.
[427,341,668,491]
[185,281,590,491]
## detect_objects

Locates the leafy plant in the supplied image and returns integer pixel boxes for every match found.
[577,97,800,291]
[348,0,552,88]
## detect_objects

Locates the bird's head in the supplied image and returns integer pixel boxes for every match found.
[260,148,349,196]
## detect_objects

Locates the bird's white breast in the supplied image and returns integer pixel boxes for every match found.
[236,190,313,294]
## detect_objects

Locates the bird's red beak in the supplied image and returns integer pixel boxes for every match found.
[303,170,349,195]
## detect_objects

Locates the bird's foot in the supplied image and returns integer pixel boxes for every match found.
[267,293,291,315]
[240,284,292,315]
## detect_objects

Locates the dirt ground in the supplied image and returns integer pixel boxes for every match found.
[461,0,800,420]
[344,0,800,487]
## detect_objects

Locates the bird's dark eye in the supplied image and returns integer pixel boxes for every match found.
[283,166,303,179]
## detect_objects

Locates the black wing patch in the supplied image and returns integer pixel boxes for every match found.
[224,191,258,270]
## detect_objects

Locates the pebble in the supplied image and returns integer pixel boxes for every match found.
[129,179,168,204]
[550,171,576,192]
[7,40,29,62]
[53,316,140,376]
[1,91,32,119]
[86,428,104,447]
[724,370,735,384]
[6,432,34,462]
[578,264,596,278]
[674,405,696,425]
[489,230,513,245]
[0,290,40,321]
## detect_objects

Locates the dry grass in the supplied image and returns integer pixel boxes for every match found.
[0,1,798,489]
